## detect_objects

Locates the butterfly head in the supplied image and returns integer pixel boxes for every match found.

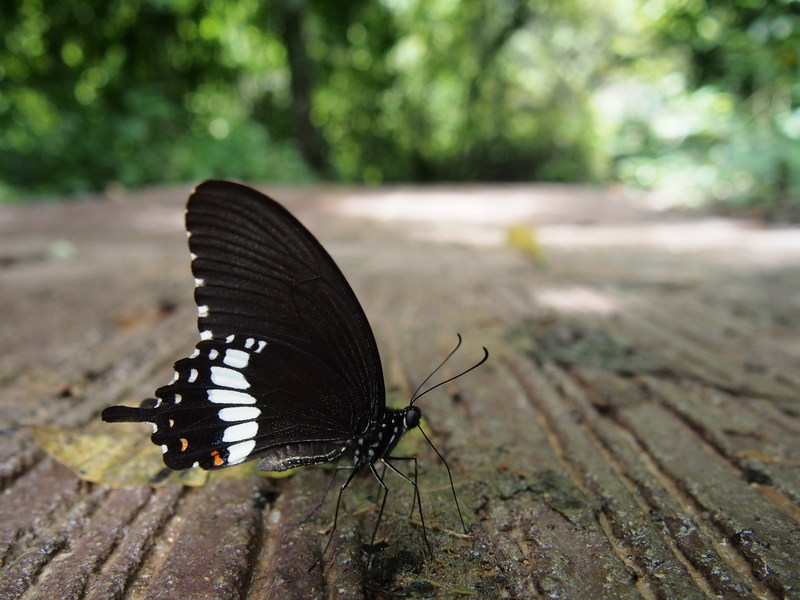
[404,405,421,430]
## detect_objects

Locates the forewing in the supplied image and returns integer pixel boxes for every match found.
[187,181,384,429]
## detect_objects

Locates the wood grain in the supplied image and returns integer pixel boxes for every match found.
[1,184,798,599]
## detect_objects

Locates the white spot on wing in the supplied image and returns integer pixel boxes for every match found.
[245,338,255,349]
[169,371,179,384]
[174,393,182,404]
[226,440,256,465]
[225,334,235,343]
[209,348,219,360]
[210,366,249,389]
[222,421,258,442]
[200,330,213,341]
[195,277,205,287]
[161,444,168,454]
[255,340,267,353]
[198,305,209,317]
[189,348,200,359]
[188,369,198,383]
[208,389,256,404]
[218,406,261,421]
[223,349,250,369]
[190,252,197,261]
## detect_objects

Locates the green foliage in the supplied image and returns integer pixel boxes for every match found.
[0,0,311,199]
[307,0,601,183]
[601,0,800,218]
[1,0,799,218]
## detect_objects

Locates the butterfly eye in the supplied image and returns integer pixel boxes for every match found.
[405,406,421,429]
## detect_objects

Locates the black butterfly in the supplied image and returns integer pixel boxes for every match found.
[102,180,487,564]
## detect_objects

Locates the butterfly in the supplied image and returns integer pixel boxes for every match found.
[102,180,487,564]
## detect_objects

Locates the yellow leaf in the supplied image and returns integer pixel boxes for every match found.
[29,422,291,488]
[506,224,544,263]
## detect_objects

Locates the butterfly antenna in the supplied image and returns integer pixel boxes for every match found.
[411,344,489,406]
[410,334,463,403]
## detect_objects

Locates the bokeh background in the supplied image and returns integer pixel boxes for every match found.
[2,0,799,219]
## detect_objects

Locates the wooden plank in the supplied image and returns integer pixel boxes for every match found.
[1,184,798,599]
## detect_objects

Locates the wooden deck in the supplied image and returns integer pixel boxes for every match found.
[1,183,798,599]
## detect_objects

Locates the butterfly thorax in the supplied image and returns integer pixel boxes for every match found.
[349,406,421,469]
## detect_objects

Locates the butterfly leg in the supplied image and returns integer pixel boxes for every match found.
[367,462,391,550]
[295,465,354,526]
[378,460,388,491]
[373,460,413,516]
[418,426,468,534]
[378,458,432,558]
[381,456,419,518]
[308,466,362,571]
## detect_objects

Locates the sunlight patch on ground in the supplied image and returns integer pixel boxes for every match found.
[534,286,621,315]
[539,220,800,265]
[340,188,549,225]
[339,187,583,247]
[338,187,800,266]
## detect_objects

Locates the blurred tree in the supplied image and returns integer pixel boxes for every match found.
[277,0,602,183]
[267,0,327,174]
[0,0,311,198]
[647,0,800,218]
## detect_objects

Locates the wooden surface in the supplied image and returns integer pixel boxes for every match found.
[1,184,799,600]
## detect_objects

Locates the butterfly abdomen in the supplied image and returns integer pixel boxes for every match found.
[257,443,347,472]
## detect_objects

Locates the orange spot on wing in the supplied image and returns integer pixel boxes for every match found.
[180,438,189,452]
[210,450,224,467]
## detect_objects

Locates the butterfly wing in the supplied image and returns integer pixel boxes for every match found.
[102,180,385,470]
